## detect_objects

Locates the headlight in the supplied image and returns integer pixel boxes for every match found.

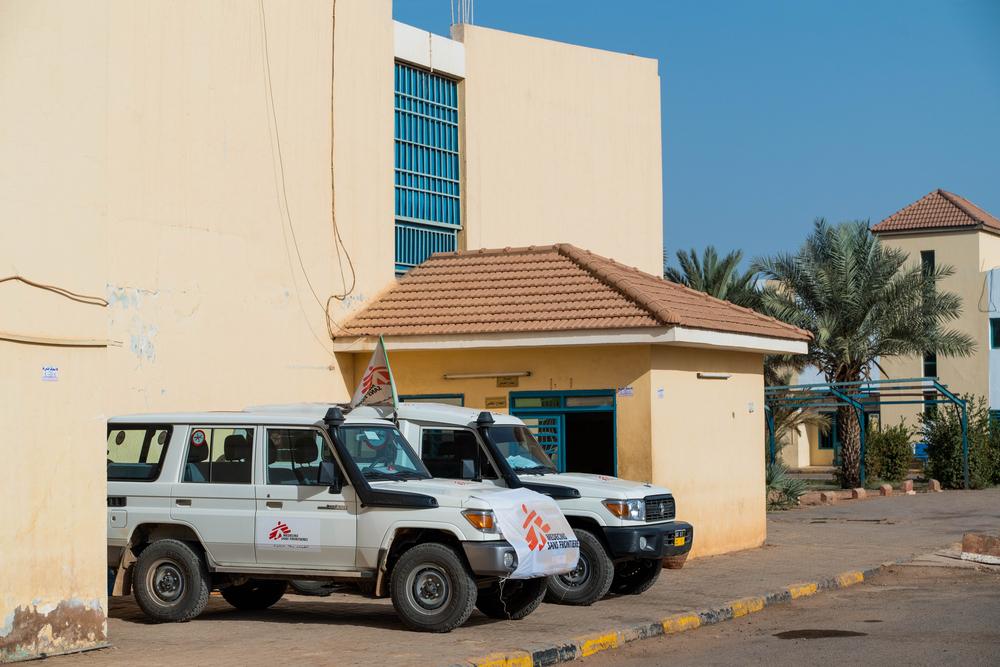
[462,509,499,533]
[602,499,645,521]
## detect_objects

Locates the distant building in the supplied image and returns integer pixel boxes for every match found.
[872,189,1000,427]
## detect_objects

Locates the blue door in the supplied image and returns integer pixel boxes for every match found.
[510,390,616,475]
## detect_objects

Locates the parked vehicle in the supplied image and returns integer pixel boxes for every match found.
[384,403,694,605]
[106,406,570,632]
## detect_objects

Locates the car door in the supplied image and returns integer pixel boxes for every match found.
[254,426,357,569]
[170,425,257,565]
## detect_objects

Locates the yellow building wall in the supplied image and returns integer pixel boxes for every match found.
[454,24,664,275]
[360,346,654,482]
[806,423,835,466]
[878,230,990,430]
[650,347,767,558]
[102,0,395,415]
[0,1,109,658]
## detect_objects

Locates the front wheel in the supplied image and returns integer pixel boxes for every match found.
[390,543,477,632]
[544,529,614,606]
[221,579,287,610]
[609,558,662,596]
[476,577,547,620]
[132,539,210,622]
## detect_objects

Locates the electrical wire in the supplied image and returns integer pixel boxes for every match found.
[0,275,108,307]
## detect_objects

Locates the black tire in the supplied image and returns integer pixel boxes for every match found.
[544,529,614,606]
[609,558,662,596]
[389,543,477,632]
[221,579,287,610]
[475,577,547,620]
[289,580,335,597]
[132,539,210,622]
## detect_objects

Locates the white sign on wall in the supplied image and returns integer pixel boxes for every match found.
[41,366,59,382]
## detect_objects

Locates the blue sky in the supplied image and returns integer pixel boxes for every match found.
[393,0,1000,268]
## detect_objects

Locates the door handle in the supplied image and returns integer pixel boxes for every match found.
[175,499,191,507]
[266,501,283,509]
[318,504,345,511]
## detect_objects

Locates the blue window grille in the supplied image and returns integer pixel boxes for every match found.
[394,63,460,273]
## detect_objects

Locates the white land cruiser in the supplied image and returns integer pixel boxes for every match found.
[380,403,694,606]
[106,406,568,632]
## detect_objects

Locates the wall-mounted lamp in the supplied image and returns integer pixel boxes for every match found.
[697,372,732,380]
[443,371,532,380]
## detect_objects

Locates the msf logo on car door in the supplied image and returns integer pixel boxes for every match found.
[257,518,319,551]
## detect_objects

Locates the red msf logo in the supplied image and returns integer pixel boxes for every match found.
[268,521,291,541]
[521,504,551,552]
[361,365,390,393]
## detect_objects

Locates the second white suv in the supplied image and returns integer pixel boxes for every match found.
[106,406,568,632]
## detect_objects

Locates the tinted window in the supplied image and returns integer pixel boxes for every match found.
[183,427,255,484]
[266,428,342,486]
[421,428,496,480]
[992,319,1000,349]
[107,426,171,481]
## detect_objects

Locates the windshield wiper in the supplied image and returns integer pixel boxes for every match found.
[362,469,402,480]
[513,465,554,475]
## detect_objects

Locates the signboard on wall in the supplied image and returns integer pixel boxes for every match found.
[485,396,507,409]
[497,376,519,387]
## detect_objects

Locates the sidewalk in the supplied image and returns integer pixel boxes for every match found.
[55,488,1000,667]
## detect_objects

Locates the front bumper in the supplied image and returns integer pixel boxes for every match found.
[461,540,518,577]
[602,521,693,560]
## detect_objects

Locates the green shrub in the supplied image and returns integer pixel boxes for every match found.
[864,420,912,484]
[918,394,1000,489]
[766,461,807,510]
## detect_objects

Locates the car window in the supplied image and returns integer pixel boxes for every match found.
[266,428,343,486]
[337,425,431,480]
[183,426,255,484]
[107,426,171,481]
[421,428,496,480]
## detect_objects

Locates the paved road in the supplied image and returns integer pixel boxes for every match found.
[585,564,1000,666]
[51,488,1000,666]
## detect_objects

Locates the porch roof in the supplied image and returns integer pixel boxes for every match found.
[339,244,809,350]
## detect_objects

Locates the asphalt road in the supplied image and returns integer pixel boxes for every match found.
[585,564,1000,666]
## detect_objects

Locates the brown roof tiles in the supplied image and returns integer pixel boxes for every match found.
[343,244,810,342]
[872,189,1000,234]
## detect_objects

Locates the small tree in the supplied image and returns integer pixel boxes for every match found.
[664,246,759,308]
[755,220,975,488]
[864,420,912,484]
[919,395,1000,489]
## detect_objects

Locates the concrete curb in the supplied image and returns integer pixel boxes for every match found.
[457,564,889,667]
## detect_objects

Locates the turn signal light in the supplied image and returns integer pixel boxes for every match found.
[462,509,497,532]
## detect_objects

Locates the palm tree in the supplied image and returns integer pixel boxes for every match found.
[754,219,975,488]
[664,246,759,308]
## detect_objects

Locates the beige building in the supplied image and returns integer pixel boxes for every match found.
[873,190,1000,428]
[2,1,803,659]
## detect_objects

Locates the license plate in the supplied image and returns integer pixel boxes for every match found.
[674,535,686,547]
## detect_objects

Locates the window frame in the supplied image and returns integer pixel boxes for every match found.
[922,351,938,378]
[419,425,498,481]
[107,424,174,482]
[181,424,257,485]
[263,426,345,487]
[399,393,465,407]
[991,319,1000,349]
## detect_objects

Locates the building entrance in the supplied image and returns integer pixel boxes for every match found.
[509,390,616,476]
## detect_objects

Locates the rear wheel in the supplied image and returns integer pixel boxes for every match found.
[544,529,614,606]
[609,558,662,596]
[132,539,210,622]
[221,579,287,610]
[390,543,477,632]
[475,577,547,620]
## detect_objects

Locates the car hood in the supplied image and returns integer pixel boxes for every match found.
[368,478,526,508]
[518,472,671,499]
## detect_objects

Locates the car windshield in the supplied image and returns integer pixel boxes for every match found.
[336,425,431,480]
[487,425,557,474]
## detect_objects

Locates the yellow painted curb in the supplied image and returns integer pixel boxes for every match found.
[469,651,533,667]
[578,631,620,658]
[662,613,702,634]
[836,571,864,587]
[787,582,818,599]
[728,597,765,617]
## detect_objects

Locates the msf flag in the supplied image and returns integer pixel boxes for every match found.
[350,336,398,408]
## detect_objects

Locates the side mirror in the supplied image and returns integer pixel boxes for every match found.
[461,458,477,480]
[328,476,343,495]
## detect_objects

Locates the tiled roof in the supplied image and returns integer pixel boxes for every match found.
[343,244,810,342]
[872,189,1000,234]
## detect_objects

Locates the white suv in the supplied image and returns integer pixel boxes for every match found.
[381,403,694,606]
[106,406,565,632]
